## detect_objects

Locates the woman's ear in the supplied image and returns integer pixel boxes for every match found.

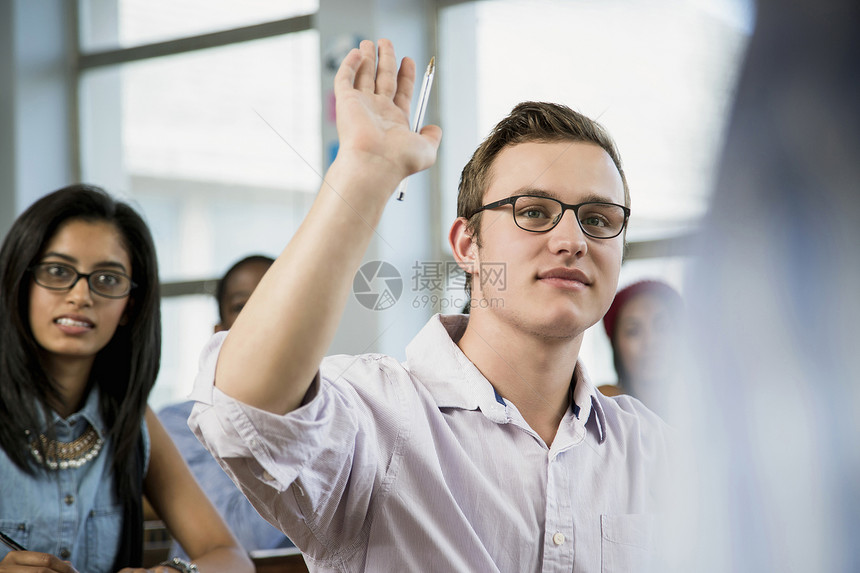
[449,217,478,273]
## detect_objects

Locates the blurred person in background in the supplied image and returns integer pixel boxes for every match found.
[599,279,684,417]
[158,254,294,559]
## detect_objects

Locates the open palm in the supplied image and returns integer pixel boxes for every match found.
[334,39,441,190]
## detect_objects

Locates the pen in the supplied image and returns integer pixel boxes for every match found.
[0,529,27,551]
[396,56,435,202]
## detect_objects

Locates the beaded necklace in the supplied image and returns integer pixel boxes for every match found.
[29,425,104,470]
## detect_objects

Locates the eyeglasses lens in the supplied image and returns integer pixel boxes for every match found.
[512,197,626,238]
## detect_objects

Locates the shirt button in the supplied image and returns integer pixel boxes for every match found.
[552,532,566,545]
[64,494,75,505]
[59,548,71,559]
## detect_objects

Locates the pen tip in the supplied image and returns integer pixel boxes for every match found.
[428,56,435,73]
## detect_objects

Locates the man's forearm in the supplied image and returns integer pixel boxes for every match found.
[213,157,395,414]
[211,39,441,415]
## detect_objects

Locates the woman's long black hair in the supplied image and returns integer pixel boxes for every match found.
[0,183,161,502]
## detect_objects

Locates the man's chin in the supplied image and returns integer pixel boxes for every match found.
[526,312,591,341]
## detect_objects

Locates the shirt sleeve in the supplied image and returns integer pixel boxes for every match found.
[187,333,408,562]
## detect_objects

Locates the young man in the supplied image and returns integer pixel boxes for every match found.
[190,40,670,572]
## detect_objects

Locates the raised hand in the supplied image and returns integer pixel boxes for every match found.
[332,39,441,198]
[212,39,442,416]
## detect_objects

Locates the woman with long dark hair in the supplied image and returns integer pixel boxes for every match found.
[0,184,252,573]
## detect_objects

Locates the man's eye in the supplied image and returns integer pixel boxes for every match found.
[580,214,610,228]
[519,207,550,219]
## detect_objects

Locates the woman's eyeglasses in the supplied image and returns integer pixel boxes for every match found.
[30,262,135,298]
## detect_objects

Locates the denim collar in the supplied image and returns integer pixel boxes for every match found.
[38,387,107,440]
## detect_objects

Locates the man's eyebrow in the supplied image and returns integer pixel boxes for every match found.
[512,187,556,200]
[40,252,129,272]
[512,187,621,204]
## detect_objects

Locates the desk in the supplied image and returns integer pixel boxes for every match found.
[250,547,309,573]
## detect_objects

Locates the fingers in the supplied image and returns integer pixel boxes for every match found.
[332,47,363,96]
[419,124,444,151]
[393,56,417,115]
[333,39,416,108]
[0,550,80,572]
[333,41,376,96]
[374,39,398,97]
[353,40,377,92]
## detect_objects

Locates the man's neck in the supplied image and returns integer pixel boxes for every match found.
[456,314,583,447]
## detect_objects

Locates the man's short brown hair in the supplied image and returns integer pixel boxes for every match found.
[457,101,630,247]
[455,102,629,298]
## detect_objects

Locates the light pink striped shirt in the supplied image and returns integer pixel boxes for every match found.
[189,314,671,572]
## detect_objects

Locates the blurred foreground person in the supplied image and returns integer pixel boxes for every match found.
[670,1,860,571]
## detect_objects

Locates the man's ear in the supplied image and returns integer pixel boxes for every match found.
[449,217,478,273]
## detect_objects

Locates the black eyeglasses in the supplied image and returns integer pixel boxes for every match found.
[30,262,135,299]
[470,195,630,239]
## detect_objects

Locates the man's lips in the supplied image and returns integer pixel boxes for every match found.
[537,267,591,286]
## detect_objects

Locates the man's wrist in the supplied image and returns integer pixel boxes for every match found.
[327,152,405,199]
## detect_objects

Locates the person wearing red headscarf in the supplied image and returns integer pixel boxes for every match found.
[599,280,684,414]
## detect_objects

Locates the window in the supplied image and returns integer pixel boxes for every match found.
[77,1,320,408]
[438,0,753,385]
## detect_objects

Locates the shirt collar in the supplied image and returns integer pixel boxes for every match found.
[569,362,607,444]
[406,314,606,443]
[405,314,507,422]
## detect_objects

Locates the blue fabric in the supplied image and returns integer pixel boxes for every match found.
[158,400,293,557]
[0,389,148,573]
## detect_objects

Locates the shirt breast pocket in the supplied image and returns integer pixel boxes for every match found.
[600,514,656,573]
[85,505,124,572]
[0,520,30,558]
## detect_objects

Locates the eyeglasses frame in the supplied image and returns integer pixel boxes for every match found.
[29,262,137,299]
[469,194,631,239]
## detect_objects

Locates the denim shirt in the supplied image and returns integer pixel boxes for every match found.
[158,400,293,559]
[0,389,149,573]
